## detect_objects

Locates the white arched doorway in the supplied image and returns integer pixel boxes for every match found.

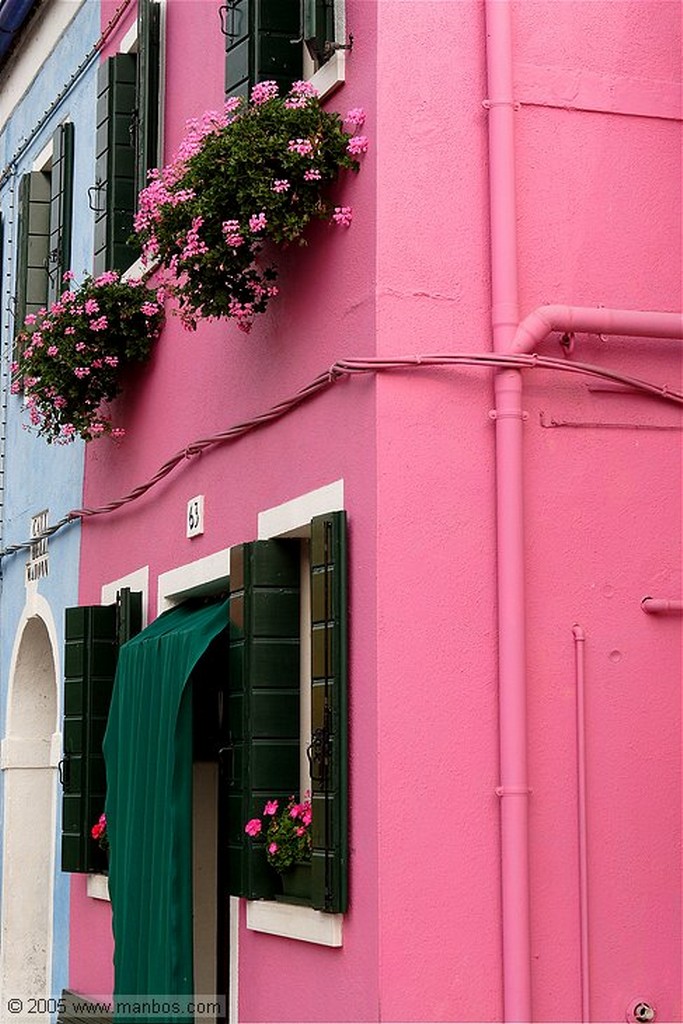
[0,605,60,1013]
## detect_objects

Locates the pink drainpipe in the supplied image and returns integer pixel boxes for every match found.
[484,3,683,1022]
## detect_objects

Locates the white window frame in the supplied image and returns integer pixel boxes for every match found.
[155,480,345,947]
[305,0,347,99]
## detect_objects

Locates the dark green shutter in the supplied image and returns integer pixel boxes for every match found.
[303,0,335,66]
[136,0,161,195]
[61,589,142,873]
[226,540,300,899]
[94,54,138,275]
[309,511,348,912]
[47,122,75,305]
[225,0,303,99]
[14,171,50,334]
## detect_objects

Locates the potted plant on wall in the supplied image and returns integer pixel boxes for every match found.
[134,80,368,333]
[11,271,164,443]
[245,795,313,900]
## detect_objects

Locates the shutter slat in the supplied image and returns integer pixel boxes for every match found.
[48,122,75,305]
[93,55,138,275]
[309,511,348,913]
[61,590,142,874]
[225,0,303,99]
[226,540,300,899]
[14,171,49,335]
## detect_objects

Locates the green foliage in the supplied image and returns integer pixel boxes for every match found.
[12,272,164,443]
[245,795,313,873]
[135,80,365,332]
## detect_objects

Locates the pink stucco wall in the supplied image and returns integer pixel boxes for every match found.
[71,1,681,1021]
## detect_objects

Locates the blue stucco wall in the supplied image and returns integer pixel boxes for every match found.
[0,0,100,1001]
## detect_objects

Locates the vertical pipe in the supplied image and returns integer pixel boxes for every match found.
[484,2,532,1021]
[573,624,590,1022]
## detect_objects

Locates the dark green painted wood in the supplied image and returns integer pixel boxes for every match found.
[225,0,303,99]
[61,590,142,874]
[226,540,300,899]
[14,170,50,337]
[136,0,161,195]
[303,0,335,66]
[93,54,138,275]
[57,989,112,1024]
[309,511,348,912]
[48,122,75,305]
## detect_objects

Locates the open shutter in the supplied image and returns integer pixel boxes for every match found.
[226,540,300,899]
[303,0,335,66]
[225,0,303,99]
[136,0,161,195]
[94,54,138,275]
[14,171,50,333]
[309,511,348,912]
[61,589,142,873]
[48,122,75,305]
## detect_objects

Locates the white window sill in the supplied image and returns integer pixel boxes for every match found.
[246,900,342,946]
[86,874,110,901]
[309,49,345,100]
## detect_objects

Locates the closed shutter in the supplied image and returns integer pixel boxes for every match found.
[136,0,161,195]
[225,0,303,99]
[226,540,300,899]
[14,171,50,334]
[303,0,335,66]
[94,54,138,275]
[61,589,142,873]
[309,511,348,912]
[47,122,75,305]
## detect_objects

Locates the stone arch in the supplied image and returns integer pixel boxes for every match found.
[0,608,60,1013]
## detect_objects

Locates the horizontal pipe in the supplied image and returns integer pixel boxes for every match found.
[511,306,683,354]
[641,597,683,614]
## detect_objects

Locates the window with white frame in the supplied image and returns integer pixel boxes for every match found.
[93,0,165,275]
[223,0,347,101]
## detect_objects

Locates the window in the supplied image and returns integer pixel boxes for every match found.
[13,122,74,339]
[93,0,163,274]
[224,0,346,100]
[60,588,142,874]
[224,510,347,915]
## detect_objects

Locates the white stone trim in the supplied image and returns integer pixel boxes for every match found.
[32,140,53,172]
[101,565,150,624]
[258,479,344,538]
[1,596,61,1008]
[119,19,138,55]
[157,549,230,612]
[0,736,52,770]
[86,874,110,902]
[246,901,342,946]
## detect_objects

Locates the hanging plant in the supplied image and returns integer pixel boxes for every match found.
[134,80,368,333]
[11,271,164,443]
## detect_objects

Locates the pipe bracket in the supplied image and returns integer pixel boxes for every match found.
[495,786,532,797]
[489,409,529,421]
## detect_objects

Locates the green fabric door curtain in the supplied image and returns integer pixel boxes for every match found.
[103,599,229,1024]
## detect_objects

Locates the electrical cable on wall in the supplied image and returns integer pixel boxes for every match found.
[0,348,680,561]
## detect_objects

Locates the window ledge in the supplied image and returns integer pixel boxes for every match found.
[246,900,342,946]
[309,49,345,100]
[86,874,110,901]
